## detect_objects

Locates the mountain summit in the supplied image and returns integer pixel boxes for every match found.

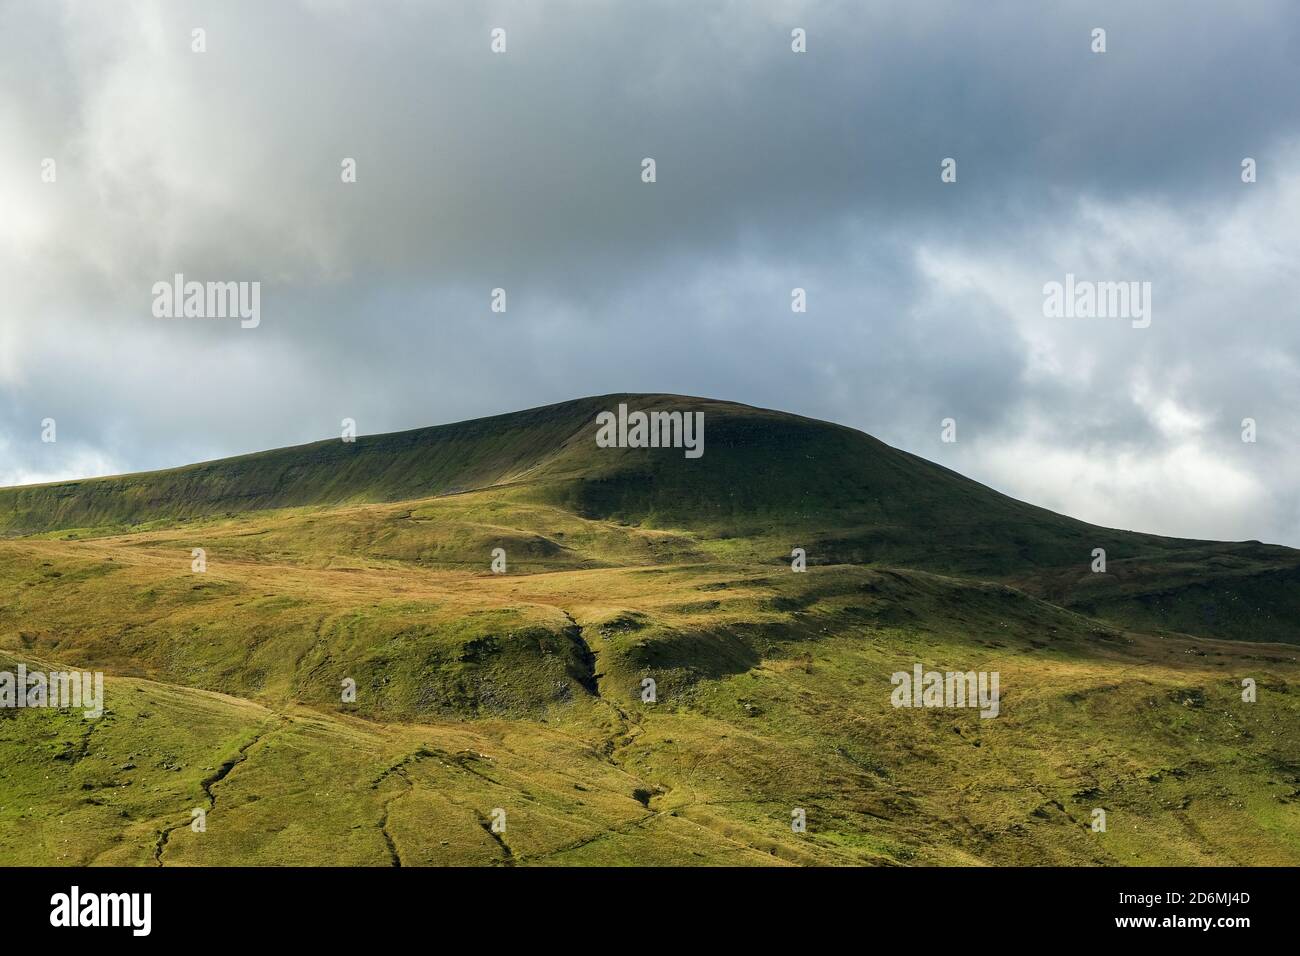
[3,394,1297,643]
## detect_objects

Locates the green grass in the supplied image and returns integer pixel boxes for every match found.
[1,394,1297,865]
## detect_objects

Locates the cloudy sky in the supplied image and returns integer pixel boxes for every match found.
[2,0,1299,544]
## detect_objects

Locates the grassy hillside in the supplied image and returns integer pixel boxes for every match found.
[1,394,1298,866]
[0,396,616,534]
[4,560,1297,866]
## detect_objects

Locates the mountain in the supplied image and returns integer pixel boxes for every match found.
[2,395,1298,866]
[4,394,1296,642]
